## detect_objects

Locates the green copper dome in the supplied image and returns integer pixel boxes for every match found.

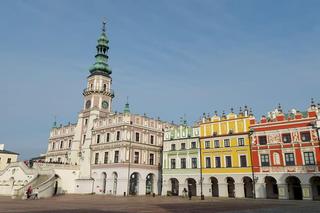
[124,97,130,114]
[89,21,112,76]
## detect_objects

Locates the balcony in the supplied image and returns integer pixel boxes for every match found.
[83,88,114,97]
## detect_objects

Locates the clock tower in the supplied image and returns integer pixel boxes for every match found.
[70,22,115,186]
[83,21,114,113]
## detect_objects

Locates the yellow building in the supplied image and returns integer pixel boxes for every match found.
[199,108,255,198]
[0,144,19,171]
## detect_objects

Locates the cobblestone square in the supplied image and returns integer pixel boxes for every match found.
[0,195,319,213]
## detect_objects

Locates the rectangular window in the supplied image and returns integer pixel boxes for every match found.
[7,158,11,163]
[96,135,100,144]
[149,153,154,165]
[60,141,63,149]
[301,132,311,142]
[114,151,119,163]
[238,138,245,146]
[49,158,52,163]
[68,140,72,148]
[304,152,315,165]
[106,133,110,142]
[215,157,221,168]
[206,157,211,168]
[94,153,99,164]
[285,153,295,166]
[171,159,176,169]
[225,156,232,168]
[85,119,88,125]
[282,133,291,143]
[205,141,211,149]
[116,131,120,141]
[191,158,197,168]
[214,140,220,148]
[57,157,61,163]
[181,158,186,169]
[240,155,247,167]
[181,143,186,150]
[52,142,55,150]
[260,154,270,166]
[150,135,154,144]
[171,144,176,151]
[259,136,267,145]
[104,152,108,164]
[134,152,139,164]
[224,139,230,147]
[135,132,140,142]
[83,134,86,144]
[191,142,196,149]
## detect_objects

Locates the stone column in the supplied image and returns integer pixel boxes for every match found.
[302,184,312,200]
[278,184,288,200]
[218,183,228,197]
[138,178,146,196]
[202,183,211,197]
[235,183,245,198]
[255,182,266,199]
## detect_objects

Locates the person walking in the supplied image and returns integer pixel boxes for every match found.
[26,186,32,199]
[183,188,188,198]
[188,186,192,200]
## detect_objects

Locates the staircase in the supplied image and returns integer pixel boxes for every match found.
[13,174,53,199]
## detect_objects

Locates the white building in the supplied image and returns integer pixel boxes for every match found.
[0,144,19,171]
[44,22,172,196]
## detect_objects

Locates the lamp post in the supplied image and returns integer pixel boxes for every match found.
[248,128,256,199]
[199,138,204,200]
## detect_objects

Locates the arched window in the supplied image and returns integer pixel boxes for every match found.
[273,152,280,165]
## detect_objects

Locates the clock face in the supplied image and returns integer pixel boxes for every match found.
[102,100,109,109]
[85,100,91,109]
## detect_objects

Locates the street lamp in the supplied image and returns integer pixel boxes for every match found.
[199,139,204,200]
[248,128,256,199]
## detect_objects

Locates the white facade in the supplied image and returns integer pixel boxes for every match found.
[0,144,19,171]
[42,25,173,196]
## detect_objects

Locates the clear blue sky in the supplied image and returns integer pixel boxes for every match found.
[1,0,320,159]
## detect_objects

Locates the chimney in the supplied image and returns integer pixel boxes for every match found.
[0,144,4,150]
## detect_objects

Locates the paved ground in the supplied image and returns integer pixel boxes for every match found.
[0,195,319,213]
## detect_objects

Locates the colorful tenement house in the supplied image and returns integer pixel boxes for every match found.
[199,107,256,198]
[162,120,200,197]
[251,101,320,200]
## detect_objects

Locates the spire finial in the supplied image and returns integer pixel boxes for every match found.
[278,103,282,112]
[124,97,130,114]
[53,115,57,128]
[102,18,106,33]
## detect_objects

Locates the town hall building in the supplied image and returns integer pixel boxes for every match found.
[45,22,172,196]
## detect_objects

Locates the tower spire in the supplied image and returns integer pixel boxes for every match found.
[102,19,106,32]
[89,20,112,77]
[124,96,130,114]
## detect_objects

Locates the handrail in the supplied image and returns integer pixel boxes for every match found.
[12,174,40,198]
